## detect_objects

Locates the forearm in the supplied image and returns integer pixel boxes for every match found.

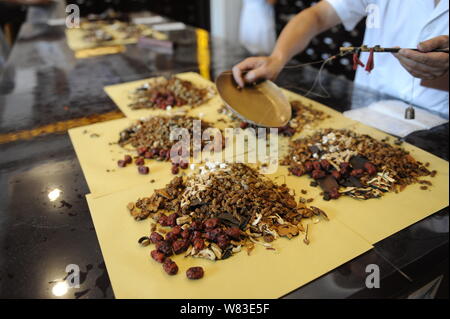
[271,1,341,64]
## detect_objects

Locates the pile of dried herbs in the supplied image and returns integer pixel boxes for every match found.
[282,129,435,200]
[128,77,215,110]
[218,100,329,137]
[117,115,223,174]
[129,163,328,277]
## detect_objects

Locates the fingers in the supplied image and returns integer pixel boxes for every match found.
[245,65,270,83]
[398,49,449,68]
[394,51,446,80]
[418,35,449,52]
[232,57,263,88]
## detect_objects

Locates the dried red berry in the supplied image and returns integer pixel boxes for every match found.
[158,215,169,226]
[191,231,202,241]
[124,155,132,164]
[350,169,365,177]
[203,218,220,229]
[216,234,230,250]
[181,229,191,239]
[329,188,341,199]
[240,122,249,129]
[156,241,172,256]
[159,149,167,159]
[117,160,127,167]
[151,250,166,263]
[331,170,341,180]
[191,221,203,231]
[144,151,153,159]
[163,259,178,275]
[165,231,178,242]
[320,159,331,171]
[364,162,377,175]
[171,165,179,175]
[186,267,204,280]
[290,166,304,177]
[138,166,149,175]
[311,170,326,179]
[135,157,145,166]
[313,161,322,171]
[137,147,148,156]
[180,161,189,169]
[167,213,178,227]
[172,239,189,254]
[171,226,182,236]
[225,227,241,240]
[304,161,313,172]
[193,239,205,251]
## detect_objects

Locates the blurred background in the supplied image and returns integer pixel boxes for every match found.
[0,0,366,79]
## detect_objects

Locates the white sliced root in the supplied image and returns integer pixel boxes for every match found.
[249,237,273,248]
[252,213,262,226]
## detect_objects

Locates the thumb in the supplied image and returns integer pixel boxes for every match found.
[418,35,449,52]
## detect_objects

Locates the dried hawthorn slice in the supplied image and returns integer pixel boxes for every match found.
[186,267,204,280]
[193,238,205,251]
[216,234,230,250]
[151,250,166,263]
[171,225,182,236]
[163,259,178,275]
[191,231,202,241]
[150,231,164,244]
[158,215,169,226]
[165,231,178,242]
[181,229,191,239]
[167,213,178,227]
[156,240,173,256]
[190,221,203,231]
[172,239,189,254]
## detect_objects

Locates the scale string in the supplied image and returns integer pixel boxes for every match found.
[222,51,352,99]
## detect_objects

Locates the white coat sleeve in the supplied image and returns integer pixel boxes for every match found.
[326,0,371,31]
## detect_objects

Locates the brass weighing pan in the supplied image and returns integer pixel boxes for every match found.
[215,71,292,128]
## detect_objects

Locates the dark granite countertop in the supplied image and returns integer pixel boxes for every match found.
[0,16,448,299]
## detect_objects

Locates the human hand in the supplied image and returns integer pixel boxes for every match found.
[232,56,285,88]
[394,35,449,80]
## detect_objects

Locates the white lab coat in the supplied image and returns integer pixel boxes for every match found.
[327,0,449,117]
[239,0,277,55]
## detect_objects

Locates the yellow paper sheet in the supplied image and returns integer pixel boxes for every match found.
[326,123,449,244]
[66,24,167,51]
[86,185,372,299]
[74,45,126,59]
[104,72,223,120]
[68,118,175,195]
